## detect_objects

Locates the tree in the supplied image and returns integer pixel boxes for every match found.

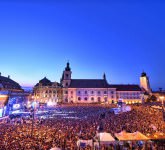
[146,95,157,102]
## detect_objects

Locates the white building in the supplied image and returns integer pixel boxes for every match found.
[61,63,144,104]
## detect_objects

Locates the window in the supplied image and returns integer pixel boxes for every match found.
[66,74,69,78]
[104,91,107,94]
[71,91,73,94]
[84,97,88,101]
[111,96,114,99]
[66,83,68,86]
[111,91,114,94]
[98,91,101,95]
[49,90,52,93]
[85,91,87,94]
[53,91,56,93]
[65,91,68,94]
[104,97,107,102]
[78,97,81,101]
[78,91,81,94]
[91,97,94,101]
[98,97,101,102]
[91,91,94,94]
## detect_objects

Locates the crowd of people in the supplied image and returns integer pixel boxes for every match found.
[0,103,165,150]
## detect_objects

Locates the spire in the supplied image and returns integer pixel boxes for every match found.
[65,61,71,71]
[103,73,106,80]
[141,71,146,77]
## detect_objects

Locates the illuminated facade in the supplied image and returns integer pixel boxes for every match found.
[140,72,152,94]
[33,77,62,103]
[0,73,24,109]
[0,73,23,93]
[33,63,147,104]
[61,63,144,104]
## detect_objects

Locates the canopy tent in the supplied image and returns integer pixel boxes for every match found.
[50,147,61,150]
[77,139,93,148]
[146,132,165,140]
[97,132,115,144]
[115,131,149,141]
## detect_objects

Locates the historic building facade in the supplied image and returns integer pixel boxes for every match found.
[0,73,23,93]
[33,77,62,103]
[33,63,153,104]
[0,73,27,115]
[60,63,145,104]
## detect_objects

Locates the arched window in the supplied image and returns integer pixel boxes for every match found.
[65,74,69,78]
[98,97,101,102]
[78,97,81,101]
[91,97,94,101]
[84,97,88,101]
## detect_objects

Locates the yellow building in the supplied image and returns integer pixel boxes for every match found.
[33,77,62,104]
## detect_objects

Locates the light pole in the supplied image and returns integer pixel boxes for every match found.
[30,107,35,138]
[31,101,37,138]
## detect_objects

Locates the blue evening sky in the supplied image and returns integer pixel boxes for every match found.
[0,0,165,90]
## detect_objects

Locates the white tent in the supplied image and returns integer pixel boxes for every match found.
[50,147,61,150]
[77,139,93,148]
[98,132,115,144]
[115,131,149,141]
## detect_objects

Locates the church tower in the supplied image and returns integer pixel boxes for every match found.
[140,72,152,93]
[61,62,72,88]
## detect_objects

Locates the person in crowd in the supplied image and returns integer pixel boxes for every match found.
[0,103,164,150]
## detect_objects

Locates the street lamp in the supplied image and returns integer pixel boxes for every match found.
[30,101,37,137]
[31,108,35,137]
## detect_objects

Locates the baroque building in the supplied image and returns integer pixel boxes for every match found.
[33,77,62,103]
[0,73,23,93]
[0,73,26,113]
[33,63,152,104]
[60,63,144,104]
